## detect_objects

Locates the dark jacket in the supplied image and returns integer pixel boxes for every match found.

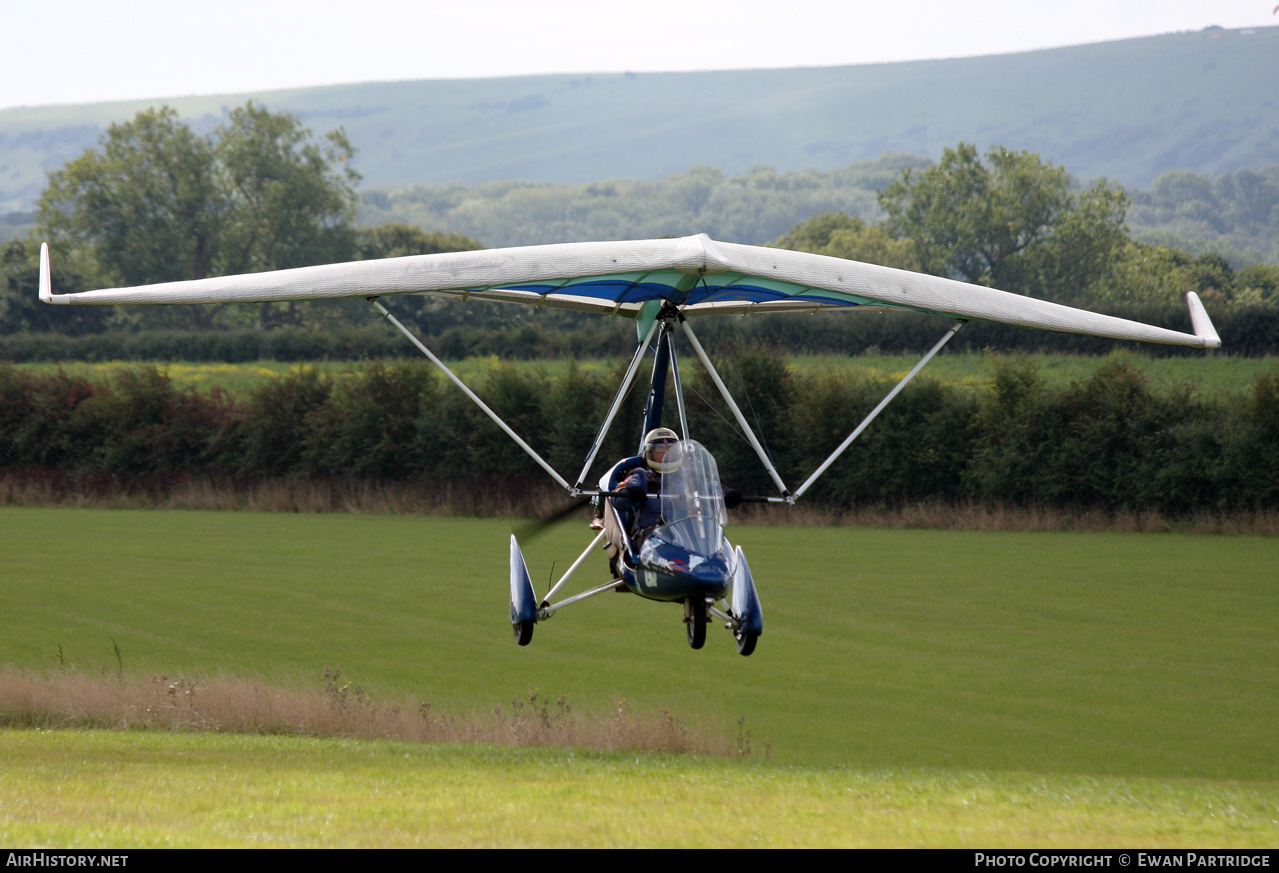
[616,465,662,531]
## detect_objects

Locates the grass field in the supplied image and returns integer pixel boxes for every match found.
[789,352,1276,400]
[14,351,1277,398]
[1,507,1276,846]
[4,731,1275,848]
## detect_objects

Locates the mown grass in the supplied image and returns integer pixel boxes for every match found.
[789,351,1275,399]
[9,358,604,398]
[2,507,1276,846]
[2,730,1275,848]
[2,507,1276,778]
[12,351,1273,399]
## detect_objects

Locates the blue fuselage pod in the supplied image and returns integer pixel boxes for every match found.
[622,530,735,602]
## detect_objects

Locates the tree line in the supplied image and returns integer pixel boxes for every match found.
[1,106,1277,354]
[4,301,1279,363]
[773,144,1279,311]
[358,157,919,249]
[2,354,1277,517]
[1129,166,1279,266]
[2,103,482,337]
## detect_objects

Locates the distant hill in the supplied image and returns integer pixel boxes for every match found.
[2,25,1277,214]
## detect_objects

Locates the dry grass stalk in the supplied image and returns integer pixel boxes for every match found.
[0,472,570,518]
[3,471,1277,534]
[0,668,726,756]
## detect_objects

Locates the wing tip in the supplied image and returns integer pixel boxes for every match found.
[1184,291,1222,349]
[38,242,53,303]
[38,241,72,305]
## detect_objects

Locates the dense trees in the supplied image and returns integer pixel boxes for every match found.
[355,223,482,261]
[1089,244,1240,306]
[39,108,222,290]
[21,107,492,335]
[877,143,1129,300]
[770,211,919,271]
[6,121,1277,350]
[355,157,1279,272]
[4,356,1278,516]
[359,156,923,248]
[36,104,361,330]
[1129,166,1279,265]
[0,238,104,335]
[1237,263,1279,303]
[778,145,1136,303]
[776,146,1276,312]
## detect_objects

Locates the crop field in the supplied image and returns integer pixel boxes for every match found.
[1,507,1276,846]
[14,351,1275,399]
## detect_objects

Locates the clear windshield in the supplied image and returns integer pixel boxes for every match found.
[659,440,726,553]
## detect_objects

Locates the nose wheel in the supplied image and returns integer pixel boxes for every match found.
[514,619,534,646]
[684,598,707,650]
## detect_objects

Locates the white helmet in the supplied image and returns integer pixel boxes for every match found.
[643,427,682,474]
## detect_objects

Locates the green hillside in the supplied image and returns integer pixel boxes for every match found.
[2,26,1277,213]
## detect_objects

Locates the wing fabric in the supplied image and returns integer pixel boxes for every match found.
[39,235,1220,348]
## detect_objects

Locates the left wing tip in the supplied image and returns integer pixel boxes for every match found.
[38,242,53,303]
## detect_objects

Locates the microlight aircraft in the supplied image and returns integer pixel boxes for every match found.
[38,235,1221,655]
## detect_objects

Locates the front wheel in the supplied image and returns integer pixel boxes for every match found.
[513,619,534,646]
[686,602,706,650]
[735,632,758,656]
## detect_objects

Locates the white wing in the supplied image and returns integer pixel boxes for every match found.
[39,235,1220,348]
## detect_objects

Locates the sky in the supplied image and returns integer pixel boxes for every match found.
[4,0,1278,111]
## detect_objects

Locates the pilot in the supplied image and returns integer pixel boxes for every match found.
[596,427,682,576]
[616,427,681,543]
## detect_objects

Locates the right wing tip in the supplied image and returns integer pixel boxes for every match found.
[1184,291,1222,349]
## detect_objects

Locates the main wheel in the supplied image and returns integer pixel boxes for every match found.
[686,603,706,650]
[513,619,534,646]
[735,632,758,656]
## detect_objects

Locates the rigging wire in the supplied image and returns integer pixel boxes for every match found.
[684,380,750,445]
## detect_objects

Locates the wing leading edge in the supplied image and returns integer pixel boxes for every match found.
[38,234,1220,348]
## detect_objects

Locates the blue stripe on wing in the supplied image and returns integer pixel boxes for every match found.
[495,271,879,309]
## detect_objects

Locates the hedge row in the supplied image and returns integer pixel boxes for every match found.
[3,354,1278,515]
[3,301,1279,362]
